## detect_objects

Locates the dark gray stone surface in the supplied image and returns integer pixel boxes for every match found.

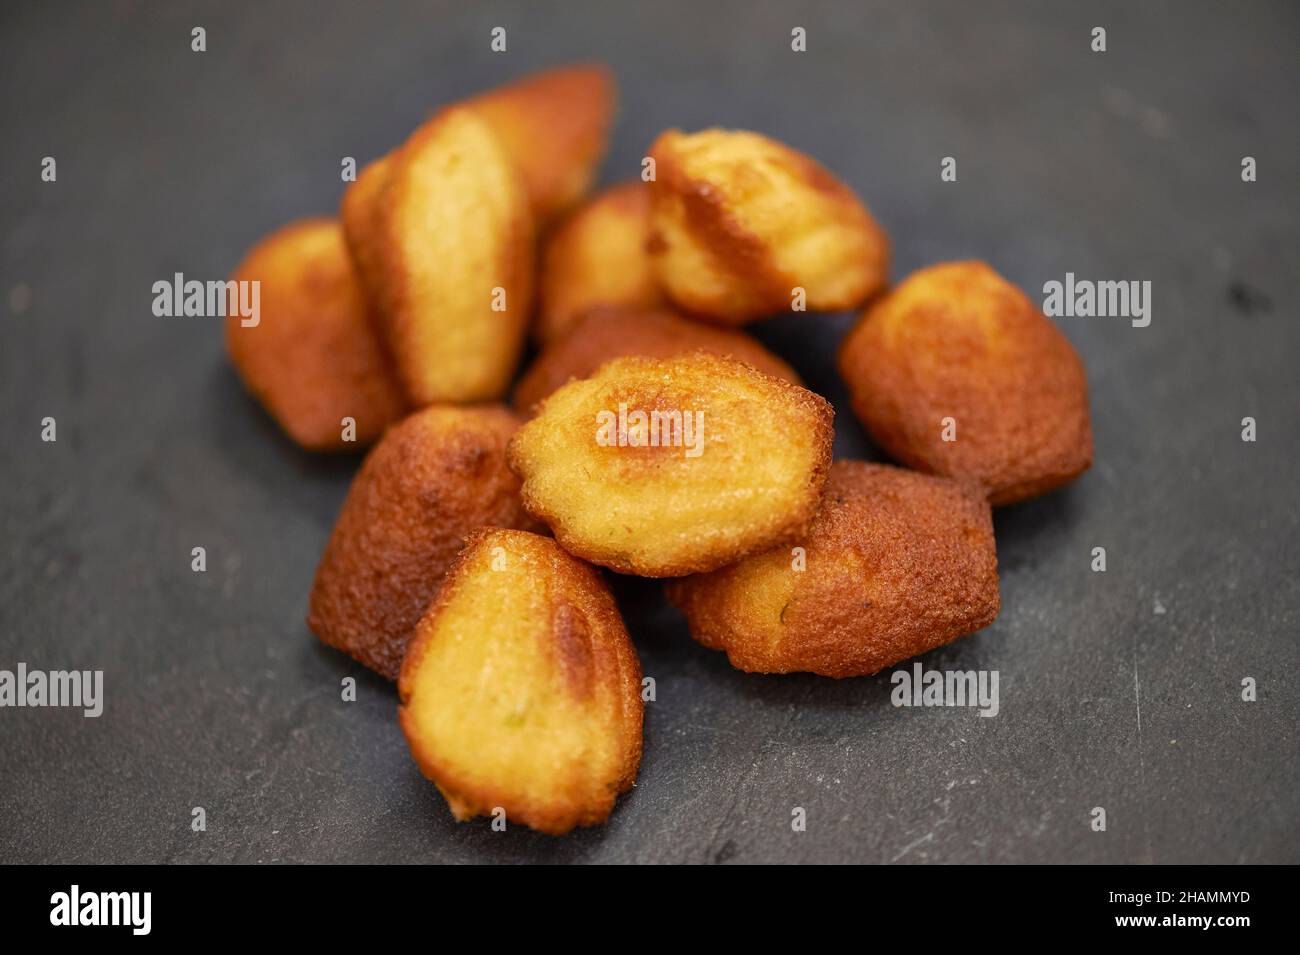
[1,0,1296,864]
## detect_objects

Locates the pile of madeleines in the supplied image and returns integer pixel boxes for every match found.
[225,64,1093,835]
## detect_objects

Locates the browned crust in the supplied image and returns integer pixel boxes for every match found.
[370,106,534,405]
[535,181,664,344]
[307,405,539,680]
[666,461,1001,678]
[837,260,1093,506]
[339,153,392,310]
[398,529,643,835]
[224,217,407,450]
[647,129,791,322]
[512,307,802,415]
[646,128,890,324]
[508,351,834,577]
[466,64,616,224]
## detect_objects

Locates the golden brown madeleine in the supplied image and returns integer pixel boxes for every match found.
[514,307,801,415]
[369,106,534,405]
[838,261,1093,505]
[535,182,662,344]
[508,352,833,577]
[399,528,643,835]
[466,64,616,225]
[339,152,392,306]
[308,405,536,680]
[666,462,1000,678]
[224,218,406,451]
[646,128,890,324]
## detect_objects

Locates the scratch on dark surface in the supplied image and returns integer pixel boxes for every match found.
[703,685,816,863]
[890,830,934,863]
[704,756,760,864]
[1133,631,1151,863]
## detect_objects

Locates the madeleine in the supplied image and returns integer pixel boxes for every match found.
[343,106,534,405]
[399,528,643,835]
[466,64,615,225]
[535,182,663,344]
[667,462,1001,678]
[838,261,1093,505]
[646,128,889,323]
[339,151,392,308]
[308,405,536,680]
[513,307,800,415]
[508,352,833,577]
[225,218,405,450]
